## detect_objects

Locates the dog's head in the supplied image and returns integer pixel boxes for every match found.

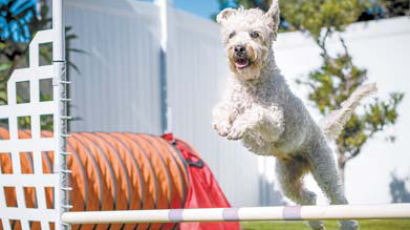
[217,0,280,81]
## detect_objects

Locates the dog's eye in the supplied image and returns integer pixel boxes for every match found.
[250,31,260,39]
[229,31,236,39]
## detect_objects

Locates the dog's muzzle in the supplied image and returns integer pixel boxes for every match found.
[233,45,251,69]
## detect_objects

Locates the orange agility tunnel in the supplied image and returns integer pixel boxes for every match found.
[0,129,239,230]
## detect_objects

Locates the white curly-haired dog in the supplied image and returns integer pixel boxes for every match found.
[212,1,377,230]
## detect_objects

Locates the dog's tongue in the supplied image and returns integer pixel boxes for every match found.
[235,59,249,69]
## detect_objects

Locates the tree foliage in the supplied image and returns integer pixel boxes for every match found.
[282,0,404,183]
[215,0,409,28]
[215,0,404,183]
[300,49,403,182]
[280,0,368,36]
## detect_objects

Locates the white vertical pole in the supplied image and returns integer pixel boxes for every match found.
[53,0,65,61]
[156,0,172,134]
[157,0,168,52]
[53,0,70,230]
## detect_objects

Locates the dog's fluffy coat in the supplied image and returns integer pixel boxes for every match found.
[212,1,376,230]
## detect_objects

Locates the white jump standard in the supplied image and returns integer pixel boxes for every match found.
[62,204,410,224]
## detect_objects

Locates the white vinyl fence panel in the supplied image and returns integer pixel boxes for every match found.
[66,0,163,134]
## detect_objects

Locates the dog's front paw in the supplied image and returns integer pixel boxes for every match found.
[227,124,247,140]
[213,121,231,137]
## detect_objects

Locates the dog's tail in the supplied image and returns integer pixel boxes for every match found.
[321,83,377,140]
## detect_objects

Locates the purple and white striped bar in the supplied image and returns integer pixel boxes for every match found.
[61,203,410,224]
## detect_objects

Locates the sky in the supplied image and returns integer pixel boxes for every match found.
[171,0,220,19]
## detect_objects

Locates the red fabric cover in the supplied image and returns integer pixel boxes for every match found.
[162,133,240,230]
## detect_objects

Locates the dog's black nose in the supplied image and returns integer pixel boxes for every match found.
[234,45,246,53]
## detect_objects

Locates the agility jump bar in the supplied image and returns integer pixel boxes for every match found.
[62,203,410,224]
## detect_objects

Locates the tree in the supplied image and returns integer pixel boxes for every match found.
[282,0,404,184]
[215,0,404,184]
[215,0,410,28]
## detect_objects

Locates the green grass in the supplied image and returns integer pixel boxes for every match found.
[241,219,410,230]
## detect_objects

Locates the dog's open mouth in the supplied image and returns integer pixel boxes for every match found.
[234,58,250,69]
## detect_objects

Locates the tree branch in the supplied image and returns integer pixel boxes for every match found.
[316,27,332,61]
[339,35,353,66]
[346,147,362,162]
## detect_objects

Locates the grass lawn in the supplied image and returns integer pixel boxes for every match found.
[241,219,410,230]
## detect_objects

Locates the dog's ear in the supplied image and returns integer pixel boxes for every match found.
[265,0,280,40]
[216,8,236,24]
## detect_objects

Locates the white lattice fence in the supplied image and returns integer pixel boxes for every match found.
[0,1,67,230]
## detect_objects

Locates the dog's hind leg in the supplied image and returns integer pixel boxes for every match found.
[308,141,358,230]
[276,158,325,230]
